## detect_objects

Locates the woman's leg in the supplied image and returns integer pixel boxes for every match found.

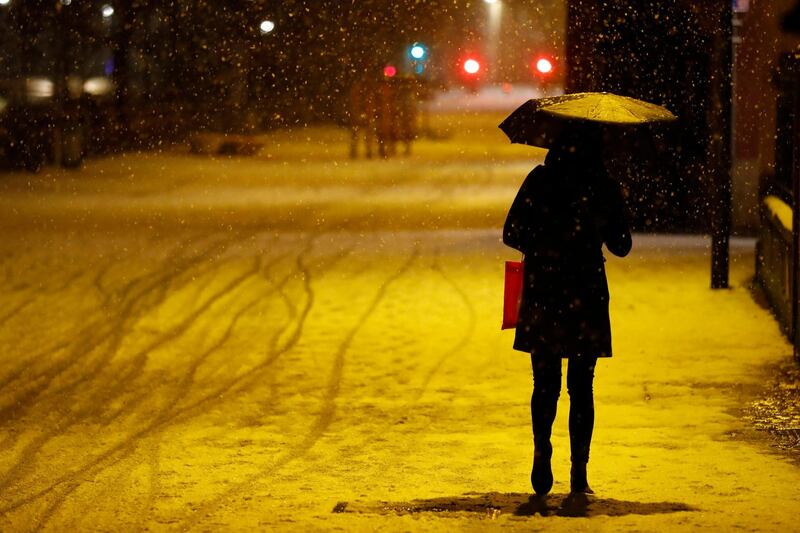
[530,353,562,495]
[566,355,598,492]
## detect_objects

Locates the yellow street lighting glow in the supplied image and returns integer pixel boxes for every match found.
[26,77,54,98]
[83,77,113,96]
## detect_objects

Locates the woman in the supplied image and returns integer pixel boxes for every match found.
[503,137,631,496]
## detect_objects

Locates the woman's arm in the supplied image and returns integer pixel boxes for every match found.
[503,168,540,253]
[599,179,632,257]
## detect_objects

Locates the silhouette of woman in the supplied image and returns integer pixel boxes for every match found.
[503,135,631,496]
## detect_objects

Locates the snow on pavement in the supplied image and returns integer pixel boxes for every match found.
[0,114,797,531]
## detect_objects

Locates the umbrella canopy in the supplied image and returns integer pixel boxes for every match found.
[499,92,677,150]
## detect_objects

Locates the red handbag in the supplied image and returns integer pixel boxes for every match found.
[502,260,524,330]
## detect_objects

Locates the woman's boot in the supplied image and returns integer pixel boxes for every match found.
[531,442,553,495]
[570,462,594,494]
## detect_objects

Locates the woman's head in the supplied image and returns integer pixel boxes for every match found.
[547,129,604,167]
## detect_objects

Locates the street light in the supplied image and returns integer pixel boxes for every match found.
[0,0,10,7]
[259,19,275,34]
[485,0,502,82]
[101,4,114,18]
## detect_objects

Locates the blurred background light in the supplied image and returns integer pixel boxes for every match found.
[83,77,114,96]
[26,77,54,99]
[536,57,553,74]
[463,58,480,74]
[101,4,114,18]
[260,20,275,34]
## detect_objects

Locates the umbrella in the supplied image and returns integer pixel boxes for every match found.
[499,92,677,151]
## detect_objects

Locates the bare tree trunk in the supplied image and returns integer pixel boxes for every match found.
[112,0,136,147]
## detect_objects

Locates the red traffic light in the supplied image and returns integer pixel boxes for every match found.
[458,52,484,86]
[383,64,397,78]
[463,58,481,75]
[532,56,555,77]
[536,58,553,74]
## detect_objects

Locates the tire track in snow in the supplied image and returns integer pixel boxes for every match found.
[0,264,266,519]
[0,231,249,422]
[90,257,262,415]
[97,248,293,432]
[0,235,217,396]
[0,299,35,329]
[86,254,267,429]
[174,238,354,409]
[0,233,217,400]
[0,232,257,492]
[0,250,119,380]
[0,257,260,499]
[0,236,351,518]
[31,278,272,530]
[312,245,420,440]
[0,263,89,331]
[179,244,419,530]
[412,247,477,402]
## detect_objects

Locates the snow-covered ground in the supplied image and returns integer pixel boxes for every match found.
[0,114,797,531]
[423,84,561,113]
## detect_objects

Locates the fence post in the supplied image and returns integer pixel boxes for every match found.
[710,2,734,289]
[791,52,800,361]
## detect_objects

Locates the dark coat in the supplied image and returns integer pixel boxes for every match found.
[503,148,631,358]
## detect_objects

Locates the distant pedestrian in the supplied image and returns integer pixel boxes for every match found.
[375,78,397,158]
[395,77,419,156]
[348,78,377,159]
[503,134,631,496]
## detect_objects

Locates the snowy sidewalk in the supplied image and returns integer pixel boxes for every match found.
[0,114,797,530]
[317,232,800,531]
[0,226,797,531]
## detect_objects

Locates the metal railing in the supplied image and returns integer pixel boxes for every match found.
[756,49,800,360]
